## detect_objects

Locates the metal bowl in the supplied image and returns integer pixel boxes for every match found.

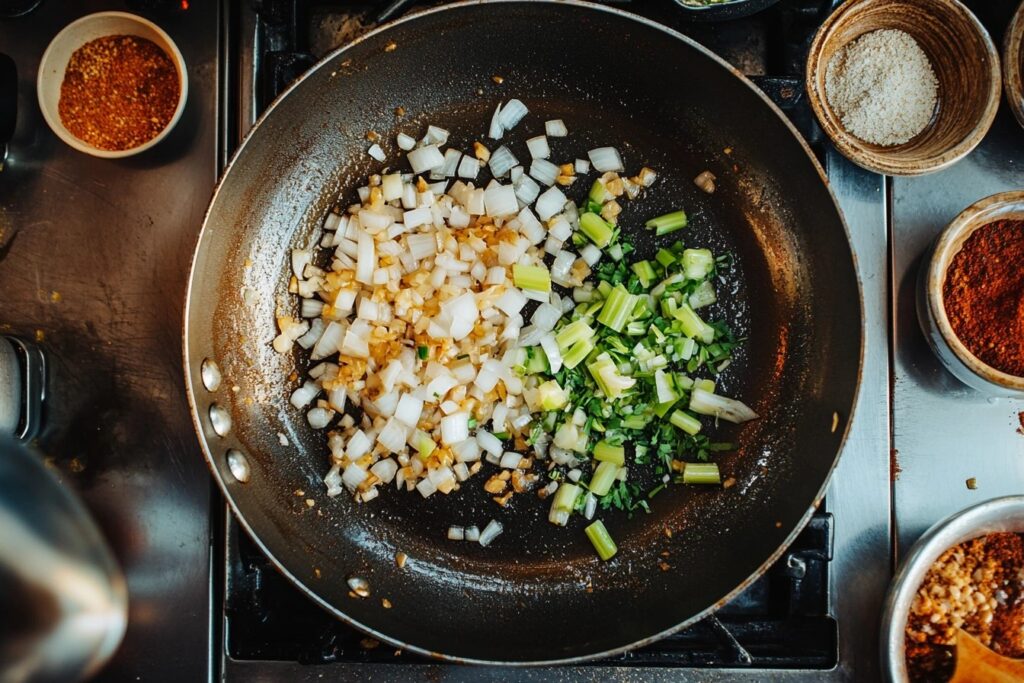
[916,190,1024,398]
[880,495,1024,682]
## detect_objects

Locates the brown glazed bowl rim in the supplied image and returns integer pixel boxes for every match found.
[927,190,1024,391]
[1003,0,1024,129]
[805,0,1001,177]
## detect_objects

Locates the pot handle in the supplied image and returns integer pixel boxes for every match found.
[0,53,16,168]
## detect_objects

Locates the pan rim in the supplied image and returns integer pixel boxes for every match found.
[183,0,867,666]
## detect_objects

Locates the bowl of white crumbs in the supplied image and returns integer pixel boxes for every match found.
[805,0,1000,176]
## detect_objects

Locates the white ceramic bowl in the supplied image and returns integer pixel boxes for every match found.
[916,190,1024,398]
[37,12,187,158]
[881,496,1024,681]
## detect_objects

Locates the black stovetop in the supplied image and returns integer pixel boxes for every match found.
[220,0,840,673]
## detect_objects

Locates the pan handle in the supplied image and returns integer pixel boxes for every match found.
[0,53,16,169]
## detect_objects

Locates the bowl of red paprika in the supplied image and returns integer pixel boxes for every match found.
[36,12,187,158]
[918,190,1024,397]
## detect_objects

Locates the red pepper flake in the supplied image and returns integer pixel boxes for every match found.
[943,220,1024,376]
[58,35,180,151]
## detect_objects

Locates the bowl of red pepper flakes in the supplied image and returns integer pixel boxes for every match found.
[918,190,1024,397]
[36,12,187,158]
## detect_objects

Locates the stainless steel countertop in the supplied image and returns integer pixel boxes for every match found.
[0,2,218,681]
[892,108,1024,557]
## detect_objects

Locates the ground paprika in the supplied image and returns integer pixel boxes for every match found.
[943,219,1024,377]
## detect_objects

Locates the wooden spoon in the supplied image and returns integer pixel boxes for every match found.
[949,628,1024,682]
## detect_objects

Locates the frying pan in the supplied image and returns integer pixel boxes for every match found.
[184,0,862,664]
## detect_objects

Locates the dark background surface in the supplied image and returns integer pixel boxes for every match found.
[0,1,218,680]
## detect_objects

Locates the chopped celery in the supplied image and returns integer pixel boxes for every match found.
[674,373,694,390]
[631,260,656,287]
[688,280,717,309]
[679,337,697,361]
[669,409,702,435]
[562,338,594,369]
[579,212,614,248]
[596,280,613,298]
[681,248,714,280]
[621,413,650,430]
[585,520,618,561]
[513,264,551,292]
[593,440,625,465]
[537,380,568,411]
[673,303,715,344]
[607,243,624,261]
[526,346,550,374]
[589,460,620,496]
[588,179,611,204]
[652,399,677,418]
[549,482,580,525]
[683,462,721,485]
[695,378,716,394]
[655,248,677,268]
[625,321,647,336]
[645,210,688,236]
[689,387,759,424]
[587,353,636,399]
[556,319,595,351]
[597,285,637,332]
[654,369,678,404]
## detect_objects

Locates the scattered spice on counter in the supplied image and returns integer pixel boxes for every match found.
[825,29,937,146]
[905,533,1024,682]
[943,220,1024,377]
[58,35,180,151]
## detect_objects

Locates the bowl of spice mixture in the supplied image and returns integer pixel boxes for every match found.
[36,12,186,158]
[918,191,1024,397]
[882,496,1024,682]
[805,0,1000,176]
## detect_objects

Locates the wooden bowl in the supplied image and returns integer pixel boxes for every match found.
[36,12,187,158]
[1003,1,1024,129]
[806,0,1000,176]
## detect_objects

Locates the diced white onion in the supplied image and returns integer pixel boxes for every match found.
[447,526,465,541]
[476,430,504,457]
[529,158,559,186]
[526,135,550,159]
[588,146,624,172]
[535,186,567,221]
[539,333,563,374]
[440,412,470,445]
[488,103,504,139]
[545,119,568,137]
[424,125,449,146]
[290,381,319,409]
[367,144,386,162]
[479,519,504,547]
[494,288,527,317]
[488,146,518,178]
[396,133,416,150]
[407,145,445,173]
[580,243,602,266]
[575,158,590,174]
[307,407,333,429]
[439,148,461,177]
[483,184,518,217]
[497,99,528,131]
[464,526,480,542]
[513,174,540,205]
[342,463,367,491]
[457,155,480,179]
